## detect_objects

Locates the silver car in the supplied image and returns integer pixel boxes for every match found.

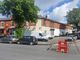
[8,35,18,43]
[65,34,77,42]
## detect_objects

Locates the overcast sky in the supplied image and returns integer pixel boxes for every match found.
[35,0,80,24]
[0,0,80,23]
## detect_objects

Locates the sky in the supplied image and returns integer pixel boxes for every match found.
[35,0,80,24]
[0,0,80,24]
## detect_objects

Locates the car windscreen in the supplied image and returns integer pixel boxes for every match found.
[24,36,32,40]
[78,33,80,35]
[8,36,17,38]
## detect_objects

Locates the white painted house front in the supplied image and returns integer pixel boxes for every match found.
[24,18,73,38]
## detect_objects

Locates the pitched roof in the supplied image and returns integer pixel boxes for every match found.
[0,18,11,21]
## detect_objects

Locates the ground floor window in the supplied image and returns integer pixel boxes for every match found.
[0,29,4,35]
[50,29,54,35]
[7,28,15,35]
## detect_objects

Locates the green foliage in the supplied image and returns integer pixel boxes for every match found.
[0,0,39,27]
[66,8,80,30]
[0,0,39,38]
[0,1,3,13]
[15,27,25,39]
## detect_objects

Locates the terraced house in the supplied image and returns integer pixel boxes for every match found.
[0,18,15,36]
[24,18,73,37]
[0,18,73,37]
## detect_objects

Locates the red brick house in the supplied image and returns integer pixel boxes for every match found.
[0,18,15,36]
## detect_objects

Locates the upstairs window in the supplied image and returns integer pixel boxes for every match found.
[12,21,15,26]
[1,22,4,27]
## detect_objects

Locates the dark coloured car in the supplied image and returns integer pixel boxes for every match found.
[0,35,4,43]
[0,36,12,43]
[17,36,38,45]
[0,35,18,43]
[7,35,18,43]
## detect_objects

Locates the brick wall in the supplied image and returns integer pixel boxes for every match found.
[0,20,15,35]
[66,24,72,30]
[41,18,70,30]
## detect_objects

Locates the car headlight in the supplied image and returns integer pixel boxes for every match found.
[12,38,15,41]
[33,39,35,42]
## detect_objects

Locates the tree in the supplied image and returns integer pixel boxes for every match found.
[0,0,39,38]
[66,8,80,31]
[0,1,3,13]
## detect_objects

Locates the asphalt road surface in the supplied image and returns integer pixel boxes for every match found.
[0,43,80,60]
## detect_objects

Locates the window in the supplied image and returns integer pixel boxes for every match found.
[12,21,14,26]
[39,33,43,37]
[1,22,4,27]
[50,29,54,35]
[0,29,4,34]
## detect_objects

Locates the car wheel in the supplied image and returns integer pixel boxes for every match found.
[30,42,33,45]
[17,42,20,44]
[34,41,38,45]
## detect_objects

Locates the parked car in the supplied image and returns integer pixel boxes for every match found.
[0,36,12,43]
[8,35,19,43]
[0,35,18,43]
[77,32,80,39]
[36,33,49,42]
[0,35,4,43]
[17,36,38,45]
[65,34,77,42]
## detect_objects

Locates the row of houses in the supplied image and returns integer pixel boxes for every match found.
[24,18,72,37]
[0,18,73,37]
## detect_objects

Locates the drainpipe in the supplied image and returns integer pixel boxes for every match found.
[4,23,9,36]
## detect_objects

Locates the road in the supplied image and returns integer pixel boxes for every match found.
[0,43,80,60]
